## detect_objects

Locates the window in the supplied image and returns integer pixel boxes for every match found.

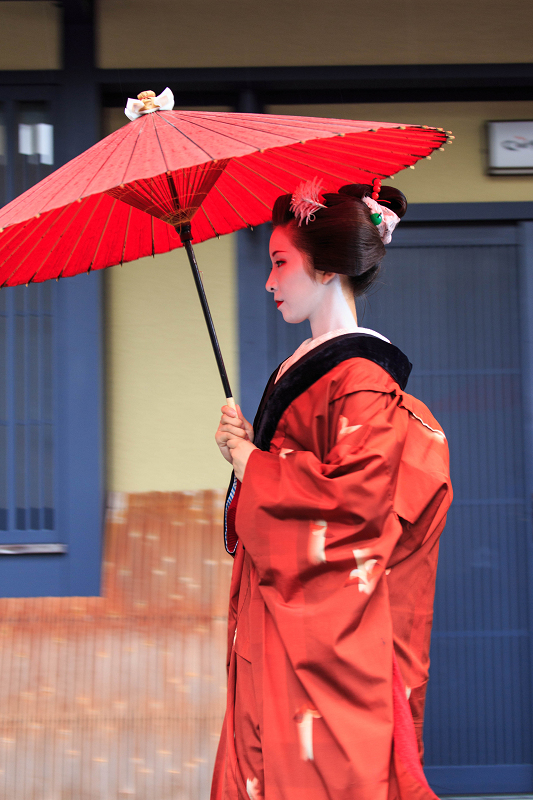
[0,95,103,596]
[15,102,54,194]
[1,101,57,542]
[1,283,55,538]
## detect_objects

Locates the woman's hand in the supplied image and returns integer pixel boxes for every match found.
[215,404,255,466]
[226,436,257,482]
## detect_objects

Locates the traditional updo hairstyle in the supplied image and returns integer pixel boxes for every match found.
[271,184,407,297]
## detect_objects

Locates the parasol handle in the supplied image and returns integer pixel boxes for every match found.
[178,224,236,412]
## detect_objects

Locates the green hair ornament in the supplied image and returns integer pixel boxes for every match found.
[362,181,401,245]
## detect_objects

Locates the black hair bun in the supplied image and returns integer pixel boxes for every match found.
[338,183,408,219]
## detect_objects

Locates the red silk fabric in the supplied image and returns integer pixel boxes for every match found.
[212,358,452,799]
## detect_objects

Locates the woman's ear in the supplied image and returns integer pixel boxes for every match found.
[316,271,337,286]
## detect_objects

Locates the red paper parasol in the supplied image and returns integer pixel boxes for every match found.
[0,93,450,405]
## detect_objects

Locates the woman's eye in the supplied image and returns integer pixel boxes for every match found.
[275,260,285,268]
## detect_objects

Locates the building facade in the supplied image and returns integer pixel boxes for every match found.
[1,0,533,795]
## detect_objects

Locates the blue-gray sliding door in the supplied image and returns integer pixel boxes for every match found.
[361,223,533,795]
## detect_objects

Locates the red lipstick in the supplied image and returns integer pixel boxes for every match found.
[276,300,283,308]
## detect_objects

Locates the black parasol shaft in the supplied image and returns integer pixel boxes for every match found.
[178,224,235,409]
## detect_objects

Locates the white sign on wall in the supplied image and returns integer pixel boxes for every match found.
[487,120,533,175]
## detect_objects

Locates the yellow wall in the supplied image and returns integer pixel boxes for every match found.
[270,102,533,203]
[97,0,533,69]
[1,0,531,73]
[0,2,60,70]
[2,0,531,72]
[105,235,238,492]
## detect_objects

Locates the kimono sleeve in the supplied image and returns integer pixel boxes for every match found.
[235,389,409,602]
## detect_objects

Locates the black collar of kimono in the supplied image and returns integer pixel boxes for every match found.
[252,333,412,452]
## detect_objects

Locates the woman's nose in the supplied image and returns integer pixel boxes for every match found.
[265,268,276,293]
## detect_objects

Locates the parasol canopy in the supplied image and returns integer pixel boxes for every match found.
[0,109,449,287]
[0,97,451,404]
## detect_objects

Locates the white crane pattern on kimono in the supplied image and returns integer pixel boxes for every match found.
[349,548,379,594]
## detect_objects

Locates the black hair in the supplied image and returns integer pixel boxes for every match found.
[271,183,407,297]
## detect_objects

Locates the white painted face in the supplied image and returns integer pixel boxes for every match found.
[266,226,326,325]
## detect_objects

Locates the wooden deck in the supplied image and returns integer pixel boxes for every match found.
[0,490,232,799]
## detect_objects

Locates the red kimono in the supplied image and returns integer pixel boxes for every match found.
[212,334,452,800]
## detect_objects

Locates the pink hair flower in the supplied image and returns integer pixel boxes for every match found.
[290,177,327,227]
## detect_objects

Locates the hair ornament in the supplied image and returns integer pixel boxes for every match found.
[290,177,327,227]
[362,195,401,245]
[371,177,382,200]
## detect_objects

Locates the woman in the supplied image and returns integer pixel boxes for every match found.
[212,180,452,800]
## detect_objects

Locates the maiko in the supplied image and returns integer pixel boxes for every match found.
[214,180,452,800]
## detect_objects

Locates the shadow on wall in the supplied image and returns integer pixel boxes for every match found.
[0,490,232,799]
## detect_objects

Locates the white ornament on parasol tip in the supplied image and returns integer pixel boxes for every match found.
[290,177,327,227]
[361,195,400,245]
[125,88,175,121]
